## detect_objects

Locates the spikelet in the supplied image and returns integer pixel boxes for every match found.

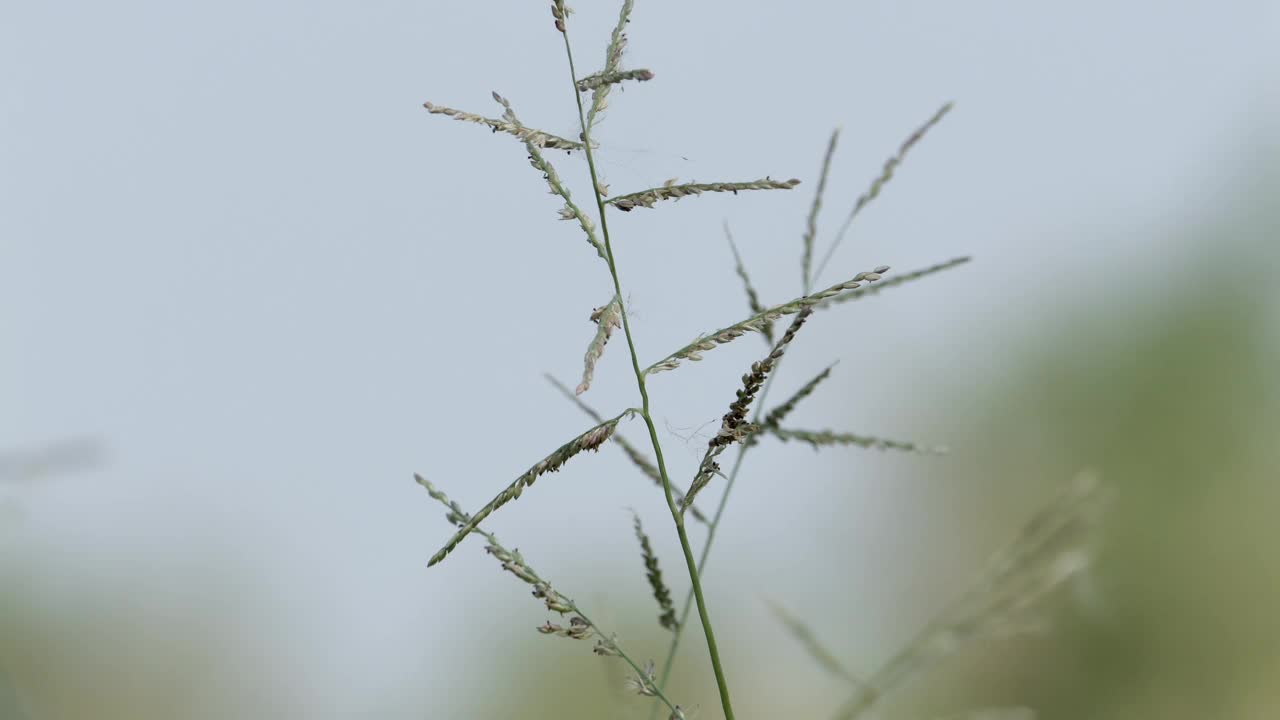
[633,512,679,631]
[577,296,622,395]
[765,598,865,687]
[724,222,773,344]
[577,68,654,92]
[415,474,577,616]
[813,102,954,282]
[586,0,636,127]
[422,101,585,151]
[771,427,948,455]
[801,128,841,290]
[426,412,635,567]
[817,257,972,310]
[682,309,813,513]
[645,266,889,376]
[544,374,710,523]
[491,92,607,262]
[834,472,1110,720]
[607,177,801,211]
[758,363,837,433]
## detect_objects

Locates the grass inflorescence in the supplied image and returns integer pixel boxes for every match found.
[416,4,1104,718]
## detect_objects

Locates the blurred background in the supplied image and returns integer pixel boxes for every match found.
[3,1,1278,718]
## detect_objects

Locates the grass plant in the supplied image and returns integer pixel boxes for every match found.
[416,4,1105,718]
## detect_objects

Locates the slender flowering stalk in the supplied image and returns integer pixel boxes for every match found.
[801,128,841,289]
[545,375,709,523]
[422,100,586,150]
[577,68,654,92]
[558,12,739,717]
[645,266,888,376]
[724,222,774,344]
[633,512,680,631]
[683,309,813,512]
[813,102,954,284]
[607,177,802,211]
[772,427,949,455]
[427,411,636,567]
[577,295,623,394]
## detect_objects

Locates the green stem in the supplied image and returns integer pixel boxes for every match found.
[649,272,812,719]
[558,28,736,720]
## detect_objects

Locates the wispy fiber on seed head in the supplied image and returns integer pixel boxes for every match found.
[607,177,802,212]
[816,256,972,310]
[765,598,866,687]
[491,91,608,261]
[771,427,949,455]
[834,471,1110,720]
[724,222,773,344]
[813,102,953,283]
[577,68,654,92]
[633,512,679,631]
[801,128,841,291]
[586,0,636,128]
[422,101,586,151]
[544,374,709,524]
[426,412,635,567]
[645,266,888,376]
[577,295,623,395]
[758,363,837,433]
[682,309,813,513]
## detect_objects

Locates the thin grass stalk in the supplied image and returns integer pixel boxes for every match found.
[650,132,862,716]
[812,102,953,284]
[557,18,737,720]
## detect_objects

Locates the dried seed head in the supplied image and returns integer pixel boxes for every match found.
[427,413,634,567]
[646,266,889,377]
[607,177,802,211]
[577,296,622,395]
